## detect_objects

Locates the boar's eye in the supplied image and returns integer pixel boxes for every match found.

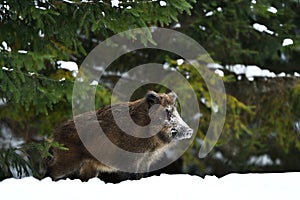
[171,128,178,137]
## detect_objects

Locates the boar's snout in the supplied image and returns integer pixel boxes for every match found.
[170,111,194,140]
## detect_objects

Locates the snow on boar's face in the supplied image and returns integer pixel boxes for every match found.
[146,91,193,141]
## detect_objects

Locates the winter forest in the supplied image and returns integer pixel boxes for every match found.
[0,0,300,197]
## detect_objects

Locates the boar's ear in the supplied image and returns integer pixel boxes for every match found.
[168,92,177,104]
[146,91,161,107]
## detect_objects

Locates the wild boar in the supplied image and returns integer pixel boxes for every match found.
[47,91,193,181]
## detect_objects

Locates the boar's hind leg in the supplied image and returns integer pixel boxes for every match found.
[79,160,99,182]
[47,160,79,181]
[47,150,81,181]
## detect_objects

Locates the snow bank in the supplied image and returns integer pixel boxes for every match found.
[0,173,298,200]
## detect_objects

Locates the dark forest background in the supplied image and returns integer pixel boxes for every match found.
[0,0,300,181]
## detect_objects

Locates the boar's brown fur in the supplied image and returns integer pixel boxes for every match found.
[46,91,192,181]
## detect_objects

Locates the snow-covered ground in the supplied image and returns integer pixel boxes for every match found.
[0,173,298,200]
